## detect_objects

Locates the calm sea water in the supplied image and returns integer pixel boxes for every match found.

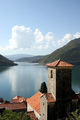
[0,62,80,101]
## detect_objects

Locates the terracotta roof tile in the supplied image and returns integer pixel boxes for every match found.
[26,111,36,120]
[44,93,56,103]
[27,92,42,115]
[11,96,28,103]
[46,59,74,67]
[13,96,20,99]
[0,103,27,110]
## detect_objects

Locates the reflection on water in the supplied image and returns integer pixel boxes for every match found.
[0,62,47,101]
[0,63,80,101]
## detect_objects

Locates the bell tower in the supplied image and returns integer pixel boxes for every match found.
[47,59,74,100]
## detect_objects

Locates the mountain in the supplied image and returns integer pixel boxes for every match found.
[38,38,80,65]
[16,55,46,63]
[5,54,33,61]
[0,54,17,66]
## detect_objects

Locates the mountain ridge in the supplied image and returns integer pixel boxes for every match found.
[16,55,46,63]
[15,38,80,65]
[38,38,80,65]
[5,54,34,61]
[0,54,17,66]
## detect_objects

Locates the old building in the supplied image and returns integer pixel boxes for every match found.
[0,59,80,120]
[27,92,42,120]
[11,95,28,103]
[0,102,27,112]
[40,59,80,120]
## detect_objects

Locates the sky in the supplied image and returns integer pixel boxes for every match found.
[0,0,80,56]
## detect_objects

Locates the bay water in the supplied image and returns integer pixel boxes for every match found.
[0,62,80,101]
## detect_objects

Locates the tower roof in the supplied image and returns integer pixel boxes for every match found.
[46,59,74,67]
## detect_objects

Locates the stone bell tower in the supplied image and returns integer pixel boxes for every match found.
[46,59,74,100]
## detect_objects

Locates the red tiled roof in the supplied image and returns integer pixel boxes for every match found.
[0,103,27,110]
[3,100,10,104]
[46,59,74,67]
[27,92,42,115]
[44,93,56,103]
[13,96,20,99]
[11,96,28,103]
[26,111,36,120]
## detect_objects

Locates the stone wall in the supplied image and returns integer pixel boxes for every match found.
[27,103,40,119]
[48,68,56,99]
[40,95,48,120]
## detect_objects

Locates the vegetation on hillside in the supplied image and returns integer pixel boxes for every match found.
[38,38,80,65]
[0,54,17,66]
[15,38,80,65]
[16,55,46,63]
[0,110,32,120]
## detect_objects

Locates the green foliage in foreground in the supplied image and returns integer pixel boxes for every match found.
[39,82,47,93]
[66,109,80,120]
[0,110,32,120]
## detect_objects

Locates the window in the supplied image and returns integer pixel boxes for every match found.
[43,102,44,105]
[51,70,53,78]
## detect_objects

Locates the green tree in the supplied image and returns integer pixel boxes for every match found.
[39,82,47,93]
[65,109,80,120]
[0,110,32,120]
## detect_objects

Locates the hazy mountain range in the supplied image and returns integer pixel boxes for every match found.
[16,55,46,63]
[1,37,80,66]
[5,54,33,61]
[15,38,80,65]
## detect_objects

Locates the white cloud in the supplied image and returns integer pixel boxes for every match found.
[34,28,44,43]
[37,45,44,49]
[0,25,80,55]
[52,40,56,47]
[57,34,72,46]
[7,25,35,49]
[73,32,80,38]
[4,26,54,51]
[45,32,54,42]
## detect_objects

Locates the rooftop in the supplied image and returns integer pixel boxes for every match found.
[44,93,56,103]
[26,111,36,120]
[46,59,74,67]
[11,96,28,103]
[27,92,42,115]
[0,102,27,110]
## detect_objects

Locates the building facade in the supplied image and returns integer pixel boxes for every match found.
[40,59,79,120]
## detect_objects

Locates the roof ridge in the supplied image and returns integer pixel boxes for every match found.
[55,59,61,67]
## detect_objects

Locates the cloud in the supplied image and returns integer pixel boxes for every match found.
[37,45,44,49]
[52,40,56,47]
[34,28,44,43]
[73,32,80,38]
[7,25,35,49]
[6,26,54,50]
[57,34,72,46]
[45,32,54,42]
[0,25,80,54]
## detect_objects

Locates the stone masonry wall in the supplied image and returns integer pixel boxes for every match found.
[48,68,56,99]
[27,103,40,119]
[40,95,48,120]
